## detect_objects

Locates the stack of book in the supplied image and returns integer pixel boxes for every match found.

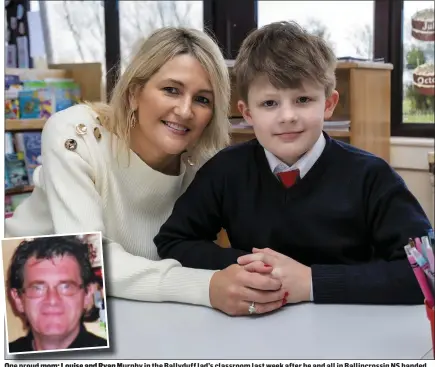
[323,120,350,132]
[5,131,41,218]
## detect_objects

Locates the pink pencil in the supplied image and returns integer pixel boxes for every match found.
[414,237,423,254]
[405,245,434,308]
[422,236,435,272]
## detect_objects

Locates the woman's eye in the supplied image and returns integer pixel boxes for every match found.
[195,96,210,104]
[163,87,178,94]
[262,100,277,107]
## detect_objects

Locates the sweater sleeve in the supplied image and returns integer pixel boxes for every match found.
[155,155,249,269]
[36,107,216,306]
[311,160,431,304]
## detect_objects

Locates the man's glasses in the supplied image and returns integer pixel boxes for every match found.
[21,281,84,298]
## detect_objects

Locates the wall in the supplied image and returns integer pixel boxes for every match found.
[390,137,434,227]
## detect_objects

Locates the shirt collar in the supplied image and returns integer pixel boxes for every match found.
[263,132,326,178]
[25,323,88,351]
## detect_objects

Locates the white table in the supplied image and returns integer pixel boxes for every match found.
[6,298,433,360]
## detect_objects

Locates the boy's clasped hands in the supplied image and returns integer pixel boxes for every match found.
[209,248,312,316]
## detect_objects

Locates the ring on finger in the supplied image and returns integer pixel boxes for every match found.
[248,301,257,315]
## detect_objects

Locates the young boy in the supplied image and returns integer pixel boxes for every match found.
[154,21,431,308]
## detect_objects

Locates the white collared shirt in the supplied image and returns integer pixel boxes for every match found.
[264,132,326,178]
[262,132,326,302]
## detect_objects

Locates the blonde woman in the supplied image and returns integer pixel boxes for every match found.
[5,27,285,316]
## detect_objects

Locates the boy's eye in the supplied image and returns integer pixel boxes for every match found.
[297,97,311,104]
[163,87,179,94]
[195,96,210,105]
[262,100,277,107]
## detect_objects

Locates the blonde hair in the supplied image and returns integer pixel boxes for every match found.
[91,27,231,164]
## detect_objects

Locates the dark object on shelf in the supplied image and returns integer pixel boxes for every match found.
[337,57,385,63]
[5,0,32,68]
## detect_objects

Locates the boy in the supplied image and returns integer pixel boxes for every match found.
[154,21,431,308]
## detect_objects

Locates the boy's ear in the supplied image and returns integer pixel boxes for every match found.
[237,100,253,125]
[324,90,339,120]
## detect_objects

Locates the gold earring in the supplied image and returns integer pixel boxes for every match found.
[129,109,137,128]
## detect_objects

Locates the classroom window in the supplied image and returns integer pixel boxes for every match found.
[32,1,106,66]
[119,1,203,71]
[257,0,375,60]
[402,1,434,124]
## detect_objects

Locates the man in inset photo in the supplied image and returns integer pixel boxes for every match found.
[5,234,108,353]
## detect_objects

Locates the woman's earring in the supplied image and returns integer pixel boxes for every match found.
[187,156,195,166]
[129,109,137,128]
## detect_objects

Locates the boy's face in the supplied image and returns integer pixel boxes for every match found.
[238,76,339,166]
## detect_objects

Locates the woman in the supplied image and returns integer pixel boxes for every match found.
[5,27,286,316]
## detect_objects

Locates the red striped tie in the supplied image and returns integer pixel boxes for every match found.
[277,169,300,188]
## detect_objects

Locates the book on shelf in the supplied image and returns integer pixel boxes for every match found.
[5,73,81,121]
[337,57,385,63]
[323,120,350,131]
[15,132,42,186]
[5,193,31,218]
[5,131,41,191]
[230,118,251,129]
[5,153,29,189]
[230,119,350,132]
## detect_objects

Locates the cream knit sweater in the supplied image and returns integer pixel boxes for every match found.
[5,104,216,306]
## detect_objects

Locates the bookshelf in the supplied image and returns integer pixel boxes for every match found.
[6,62,104,102]
[5,63,103,198]
[231,125,351,140]
[5,185,34,195]
[227,61,393,163]
[6,118,45,131]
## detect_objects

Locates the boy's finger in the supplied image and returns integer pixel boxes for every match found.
[241,270,282,291]
[237,253,264,265]
[254,247,280,256]
[244,260,273,273]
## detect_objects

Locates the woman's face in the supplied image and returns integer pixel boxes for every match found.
[131,54,214,159]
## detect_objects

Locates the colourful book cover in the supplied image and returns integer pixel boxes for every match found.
[5,153,29,187]
[15,132,42,186]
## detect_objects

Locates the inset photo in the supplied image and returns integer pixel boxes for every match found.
[2,232,109,355]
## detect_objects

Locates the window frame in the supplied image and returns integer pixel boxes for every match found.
[104,0,121,101]
[208,0,433,138]
[374,0,434,138]
[32,0,432,137]
[204,0,257,59]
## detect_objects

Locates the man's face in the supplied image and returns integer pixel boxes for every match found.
[11,255,92,339]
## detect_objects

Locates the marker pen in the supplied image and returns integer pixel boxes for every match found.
[428,229,435,247]
[405,245,434,308]
[409,238,416,248]
[410,246,435,286]
[422,236,435,272]
[414,237,424,258]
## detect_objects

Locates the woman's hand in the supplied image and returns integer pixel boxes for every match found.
[209,264,288,316]
[238,248,312,304]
